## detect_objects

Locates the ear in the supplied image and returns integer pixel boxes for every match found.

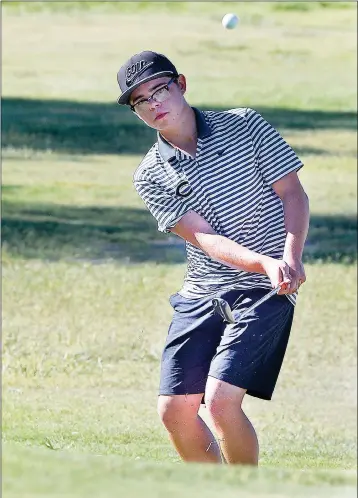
[177,74,187,95]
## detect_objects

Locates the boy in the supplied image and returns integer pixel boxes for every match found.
[116,51,309,465]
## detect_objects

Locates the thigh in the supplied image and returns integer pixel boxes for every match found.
[159,293,225,397]
[208,288,294,400]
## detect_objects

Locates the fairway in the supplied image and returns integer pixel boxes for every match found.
[2,2,357,497]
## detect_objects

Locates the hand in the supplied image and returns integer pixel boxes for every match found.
[284,258,307,294]
[261,257,292,295]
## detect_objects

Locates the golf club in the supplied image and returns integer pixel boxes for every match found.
[212,285,281,324]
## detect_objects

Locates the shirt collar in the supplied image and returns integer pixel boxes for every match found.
[157,107,212,161]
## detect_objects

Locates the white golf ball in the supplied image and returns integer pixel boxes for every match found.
[222,13,239,30]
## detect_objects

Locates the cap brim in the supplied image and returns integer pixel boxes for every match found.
[117,71,176,105]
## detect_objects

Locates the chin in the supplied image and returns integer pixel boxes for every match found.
[151,120,168,131]
[155,113,177,130]
[147,111,176,131]
[155,122,170,131]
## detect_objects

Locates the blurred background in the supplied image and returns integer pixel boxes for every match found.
[2,2,357,497]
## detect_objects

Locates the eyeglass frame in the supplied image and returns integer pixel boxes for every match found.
[129,76,178,113]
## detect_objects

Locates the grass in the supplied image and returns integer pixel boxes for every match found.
[3,444,357,498]
[2,3,357,497]
[3,1,356,14]
[4,445,357,498]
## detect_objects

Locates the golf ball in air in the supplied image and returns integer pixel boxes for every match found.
[222,13,239,30]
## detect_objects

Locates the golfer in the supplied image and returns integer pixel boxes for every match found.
[116,51,310,465]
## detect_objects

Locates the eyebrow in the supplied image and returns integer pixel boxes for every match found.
[132,81,168,104]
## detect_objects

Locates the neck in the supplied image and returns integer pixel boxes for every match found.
[160,105,197,151]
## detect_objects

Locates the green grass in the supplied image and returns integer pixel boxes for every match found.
[3,1,356,14]
[2,3,357,497]
[3,443,357,498]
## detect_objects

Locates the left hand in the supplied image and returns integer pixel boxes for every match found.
[282,258,306,294]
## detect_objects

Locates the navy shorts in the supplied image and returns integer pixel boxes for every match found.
[159,288,294,401]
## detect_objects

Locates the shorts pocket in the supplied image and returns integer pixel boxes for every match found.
[169,293,207,314]
[169,293,180,309]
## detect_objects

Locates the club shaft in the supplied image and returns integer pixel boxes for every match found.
[238,285,280,320]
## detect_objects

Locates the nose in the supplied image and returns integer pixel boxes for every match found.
[148,98,162,111]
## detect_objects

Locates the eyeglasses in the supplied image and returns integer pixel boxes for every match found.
[130,77,177,112]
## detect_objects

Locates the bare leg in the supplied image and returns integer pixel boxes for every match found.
[158,394,222,463]
[205,377,259,465]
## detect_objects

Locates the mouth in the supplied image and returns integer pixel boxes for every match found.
[154,112,168,121]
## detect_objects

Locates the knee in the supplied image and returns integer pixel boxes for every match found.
[205,393,233,423]
[157,396,176,428]
[157,395,198,432]
[205,379,245,426]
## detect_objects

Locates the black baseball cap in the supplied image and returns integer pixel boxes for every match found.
[117,51,179,105]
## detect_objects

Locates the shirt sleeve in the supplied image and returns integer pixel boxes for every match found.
[134,179,192,233]
[245,107,304,185]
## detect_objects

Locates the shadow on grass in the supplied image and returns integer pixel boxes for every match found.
[1,200,185,264]
[1,199,356,264]
[2,97,357,156]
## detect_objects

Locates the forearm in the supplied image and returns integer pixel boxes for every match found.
[171,210,272,274]
[195,233,269,274]
[282,190,310,261]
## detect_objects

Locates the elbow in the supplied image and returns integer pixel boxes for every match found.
[302,187,309,203]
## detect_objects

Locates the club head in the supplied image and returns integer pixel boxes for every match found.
[212,298,236,324]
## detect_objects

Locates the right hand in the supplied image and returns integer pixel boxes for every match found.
[261,257,292,295]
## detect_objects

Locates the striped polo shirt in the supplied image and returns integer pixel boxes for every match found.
[133,107,303,305]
